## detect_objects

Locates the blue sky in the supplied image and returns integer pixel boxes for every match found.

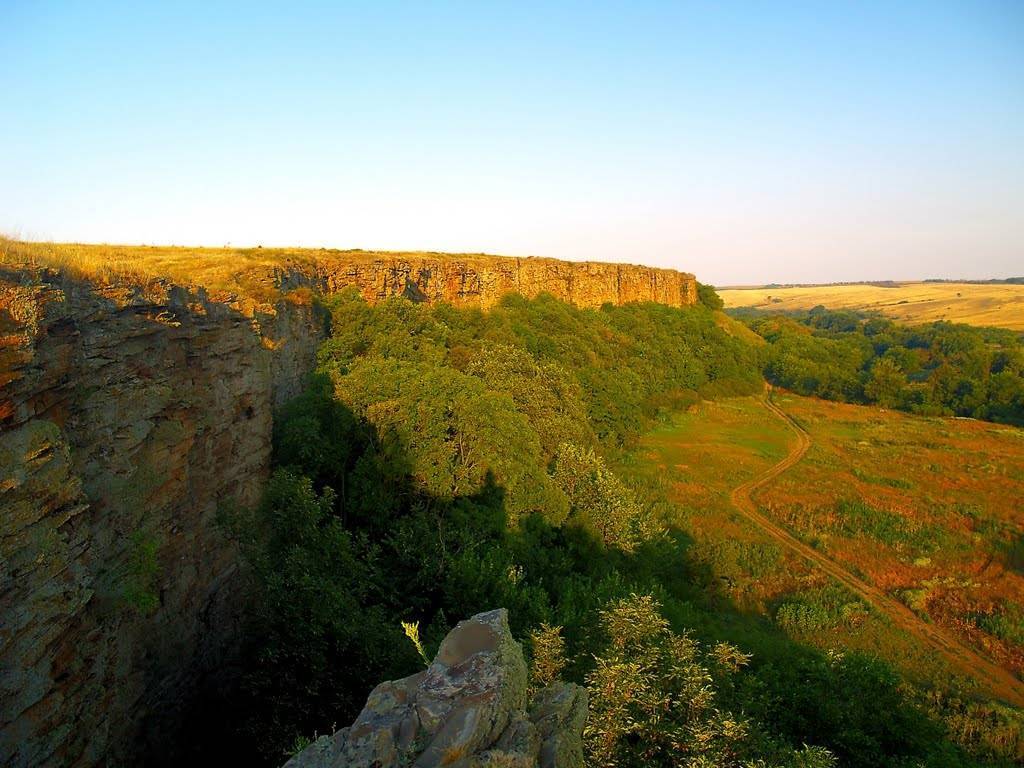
[2,1,1022,284]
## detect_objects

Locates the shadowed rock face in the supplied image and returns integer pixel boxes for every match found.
[284,609,587,768]
[0,269,325,767]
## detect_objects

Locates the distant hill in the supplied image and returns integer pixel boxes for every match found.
[719,280,1024,331]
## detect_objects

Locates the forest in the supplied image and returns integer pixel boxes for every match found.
[733,307,1024,425]
[200,290,1021,767]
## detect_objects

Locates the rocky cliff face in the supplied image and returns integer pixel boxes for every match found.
[0,267,324,766]
[293,253,697,309]
[285,609,587,768]
[0,240,698,312]
[0,247,688,767]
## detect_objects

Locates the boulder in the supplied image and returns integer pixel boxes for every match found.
[283,609,587,768]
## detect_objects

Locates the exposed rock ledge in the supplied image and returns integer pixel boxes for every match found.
[285,609,587,768]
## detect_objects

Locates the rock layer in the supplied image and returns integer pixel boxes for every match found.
[284,609,587,768]
[0,268,324,766]
[301,253,697,309]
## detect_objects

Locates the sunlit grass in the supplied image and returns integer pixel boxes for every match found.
[756,394,1024,680]
[625,393,1024,692]
[0,237,510,304]
[721,281,1024,330]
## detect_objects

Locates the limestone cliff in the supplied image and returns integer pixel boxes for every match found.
[0,245,691,767]
[285,609,587,768]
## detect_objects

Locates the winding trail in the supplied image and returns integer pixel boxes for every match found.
[729,391,1024,708]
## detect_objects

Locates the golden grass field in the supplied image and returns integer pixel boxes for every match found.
[720,282,1024,331]
[755,394,1024,678]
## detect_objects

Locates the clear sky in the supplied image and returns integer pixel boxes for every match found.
[2,1,1022,285]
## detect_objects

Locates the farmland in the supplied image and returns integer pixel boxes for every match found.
[720,282,1024,331]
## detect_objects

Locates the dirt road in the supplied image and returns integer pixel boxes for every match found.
[730,393,1024,708]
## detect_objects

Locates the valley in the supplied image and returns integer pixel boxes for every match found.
[6,5,1021,766]
[631,392,1024,721]
[3,245,1023,767]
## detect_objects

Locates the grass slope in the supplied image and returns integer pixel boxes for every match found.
[625,394,1024,696]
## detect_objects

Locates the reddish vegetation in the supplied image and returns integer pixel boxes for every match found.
[755,394,1024,683]
[636,393,1024,704]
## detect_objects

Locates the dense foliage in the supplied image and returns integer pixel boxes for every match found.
[698,281,725,310]
[737,307,1024,425]
[210,293,1018,767]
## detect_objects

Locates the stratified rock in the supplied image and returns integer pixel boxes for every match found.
[309,253,697,310]
[283,609,587,768]
[529,683,588,768]
[0,271,325,767]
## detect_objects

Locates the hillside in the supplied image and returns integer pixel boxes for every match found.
[0,248,703,767]
[720,281,1024,330]
[629,392,1024,762]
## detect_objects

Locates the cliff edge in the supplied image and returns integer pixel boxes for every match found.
[1,240,697,310]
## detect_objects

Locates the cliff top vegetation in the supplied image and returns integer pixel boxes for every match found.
[0,237,694,308]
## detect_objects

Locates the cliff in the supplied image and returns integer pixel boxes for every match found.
[302,252,697,309]
[285,609,587,768]
[0,240,698,310]
[0,267,325,766]
[0,243,692,766]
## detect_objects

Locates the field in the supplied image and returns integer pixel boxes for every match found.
[719,282,1024,330]
[626,394,1024,702]
[756,394,1024,678]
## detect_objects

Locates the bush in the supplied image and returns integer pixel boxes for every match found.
[698,281,725,310]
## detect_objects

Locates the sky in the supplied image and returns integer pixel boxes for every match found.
[2,1,1022,285]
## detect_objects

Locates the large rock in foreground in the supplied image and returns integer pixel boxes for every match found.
[285,609,587,768]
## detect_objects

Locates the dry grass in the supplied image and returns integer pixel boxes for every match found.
[632,394,1024,691]
[633,397,804,607]
[0,237,311,299]
[754,394,1024,679]
[720,282,1024,330]
[0,238,510,303]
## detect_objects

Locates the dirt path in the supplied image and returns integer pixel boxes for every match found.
[729,392,1024,708]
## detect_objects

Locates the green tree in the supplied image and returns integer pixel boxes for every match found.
[221,469,409,755]
[553,442,657,551]
[864,357,906,408]
[336,357,568,526]
[585,594,835,768]
[466,344,594,459]
[698,281,725,310]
